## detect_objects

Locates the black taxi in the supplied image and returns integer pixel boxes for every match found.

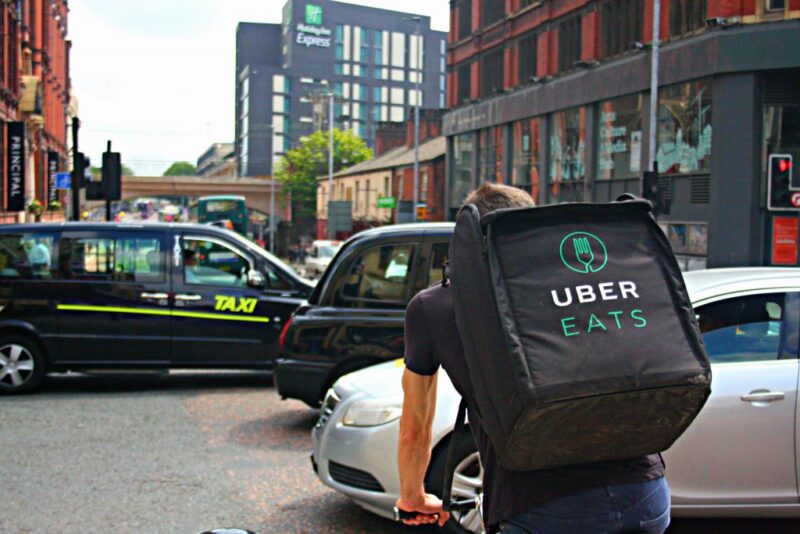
[0,222,313,393]
[275,223,453,407]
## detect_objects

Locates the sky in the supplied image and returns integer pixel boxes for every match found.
[69,0,450,176]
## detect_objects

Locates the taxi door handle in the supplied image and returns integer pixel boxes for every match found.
[175,294,202,301]
[741,391,785,403]
[141,292,169,300]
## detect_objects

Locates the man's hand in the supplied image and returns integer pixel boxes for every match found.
[395,493,450,527]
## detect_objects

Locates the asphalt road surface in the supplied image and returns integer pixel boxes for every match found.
[1,372,798,534]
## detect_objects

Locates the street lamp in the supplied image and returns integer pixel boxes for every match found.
[407,16,422,223]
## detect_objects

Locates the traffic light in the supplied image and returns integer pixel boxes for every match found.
[102,151,122,201]
[768,154,796,211]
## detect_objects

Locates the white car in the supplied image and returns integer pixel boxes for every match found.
[311,268,800,532]
[304,240,342,279]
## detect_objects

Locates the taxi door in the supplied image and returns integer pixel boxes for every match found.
[168,231,284,366]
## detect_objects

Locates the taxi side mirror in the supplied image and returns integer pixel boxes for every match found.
[247,269,266,289]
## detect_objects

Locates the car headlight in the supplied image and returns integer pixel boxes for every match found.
[342,397,403,427]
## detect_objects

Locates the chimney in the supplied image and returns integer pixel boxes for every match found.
[406,109,445,148]
[374,122,407,156]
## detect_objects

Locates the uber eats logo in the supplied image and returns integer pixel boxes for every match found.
[551,231,647,338]
[305,4,323,25]
[560,232,607,274]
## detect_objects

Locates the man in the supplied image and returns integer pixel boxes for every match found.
[396,182,669,533]
[183,248,200,284]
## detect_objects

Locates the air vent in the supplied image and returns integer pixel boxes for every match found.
[329,461,385,492]
[690,176,711,204]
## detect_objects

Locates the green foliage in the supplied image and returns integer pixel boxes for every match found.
[275,128,372,219]
[163,161,197,176]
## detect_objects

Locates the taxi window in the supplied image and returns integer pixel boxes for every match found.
[0,233,57,279]
[333,243,415,308]
[183,238,250,287]
[427,242,449,288]
[61,235,165,283]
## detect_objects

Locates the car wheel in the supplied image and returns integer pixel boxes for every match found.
[427,430,485,534]
[0,336,46,394]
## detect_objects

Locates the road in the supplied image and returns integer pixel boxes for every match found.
[1,372,798,533]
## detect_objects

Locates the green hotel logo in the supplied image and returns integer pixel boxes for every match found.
[305,4,323,25]
[559,232,608,274]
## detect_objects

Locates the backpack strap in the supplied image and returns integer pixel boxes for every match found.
[441,397,468,512]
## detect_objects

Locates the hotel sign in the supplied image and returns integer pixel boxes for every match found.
[6,122,25,212]
[296,4,331,48]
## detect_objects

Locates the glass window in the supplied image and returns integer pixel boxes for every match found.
[61,234,164,283]
[334,244,415,307]
[480,47,504,97]
[479,126,504,183]
[511,118,541,199]
[670,0,706,36]
[0,233,57,279]
[548,107,587,203]
[600,0,643,59]
[558,16,582,72]
[451,133,475,210]
[597,93,644,180]
[391,87,404,105]
[427,242,450,288]
[183,238,250,287]
[390,106,404,122]
[518,33,538,83]
[656,78,712,175]
[457,0,473,40]
[391,32,405,68]
[697,293,786,364]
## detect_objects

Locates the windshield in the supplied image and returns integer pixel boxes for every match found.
[319,246,338,258]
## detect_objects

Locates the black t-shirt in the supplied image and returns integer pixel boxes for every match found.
[404,283,664,530]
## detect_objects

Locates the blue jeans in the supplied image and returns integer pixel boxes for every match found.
[498,477,670,534]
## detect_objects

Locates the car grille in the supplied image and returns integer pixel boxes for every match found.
[315,389,340,430]
[329,461,385,492]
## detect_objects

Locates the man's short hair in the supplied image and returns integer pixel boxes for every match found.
[463,182,536,217]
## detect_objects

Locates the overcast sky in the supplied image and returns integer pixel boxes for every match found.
[69,0,450,176]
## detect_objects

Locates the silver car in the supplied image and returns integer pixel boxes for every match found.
[311,268,800,532]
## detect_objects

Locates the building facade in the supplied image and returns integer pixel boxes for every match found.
[445,0,800,269]
[197,142,236,178]
[235,0,448,178]
[1,0,70,222]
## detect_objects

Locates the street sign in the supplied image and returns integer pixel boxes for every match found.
[376,196,396,209]
[55,172,71,190]
[792,192,800,208]
[416,205,428,221]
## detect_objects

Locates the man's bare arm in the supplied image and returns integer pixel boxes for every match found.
[396,368,450,526]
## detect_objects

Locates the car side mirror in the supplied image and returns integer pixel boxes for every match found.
[247,269,266,289]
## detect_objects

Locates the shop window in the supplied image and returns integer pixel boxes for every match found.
[518,33,538,83]
[669,0,706,36]
[479,126,504,184]
[548,107,586,203]
[600,0,643,59]
[457,0,473,39]
[451,134,475,210]
[480,48,505,98]
[597,93,644,180]
[766,0,786,11]
[482,0,505,28]
[656,78,712,175]
[511,118,541,200]
[558,16,582,72]
[659,222,708,271]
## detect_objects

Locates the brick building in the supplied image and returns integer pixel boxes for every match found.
[445,0,800,269]
[1,0,70,223]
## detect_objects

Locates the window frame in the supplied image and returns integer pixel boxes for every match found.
[330,241,418,308]
[694,289,800,362]
[181,234,254,288]
[59,230,167,284]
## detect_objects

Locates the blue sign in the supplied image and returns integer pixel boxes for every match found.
[55,172,71,190]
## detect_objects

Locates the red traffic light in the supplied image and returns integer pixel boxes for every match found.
[778,159,792,173]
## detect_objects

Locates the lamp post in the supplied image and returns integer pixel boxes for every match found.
[411,16,422,223]
[646,0,662,182]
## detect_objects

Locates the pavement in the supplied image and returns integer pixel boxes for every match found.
[1,371,798,533]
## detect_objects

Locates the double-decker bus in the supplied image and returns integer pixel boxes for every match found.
[189,195,248,236]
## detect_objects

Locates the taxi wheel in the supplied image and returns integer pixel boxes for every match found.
[427,431,485,534]
[0,336,46,394]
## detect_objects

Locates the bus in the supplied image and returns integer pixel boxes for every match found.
[189,195,248,236]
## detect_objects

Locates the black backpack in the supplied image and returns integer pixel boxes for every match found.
[445,198,711,473]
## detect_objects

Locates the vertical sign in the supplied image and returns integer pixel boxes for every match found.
[771,216,798,266]
[47,151,59,204]
[6,122,25,212]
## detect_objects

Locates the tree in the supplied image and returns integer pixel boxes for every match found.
[163,161,196,176]
[275,128,372,219]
